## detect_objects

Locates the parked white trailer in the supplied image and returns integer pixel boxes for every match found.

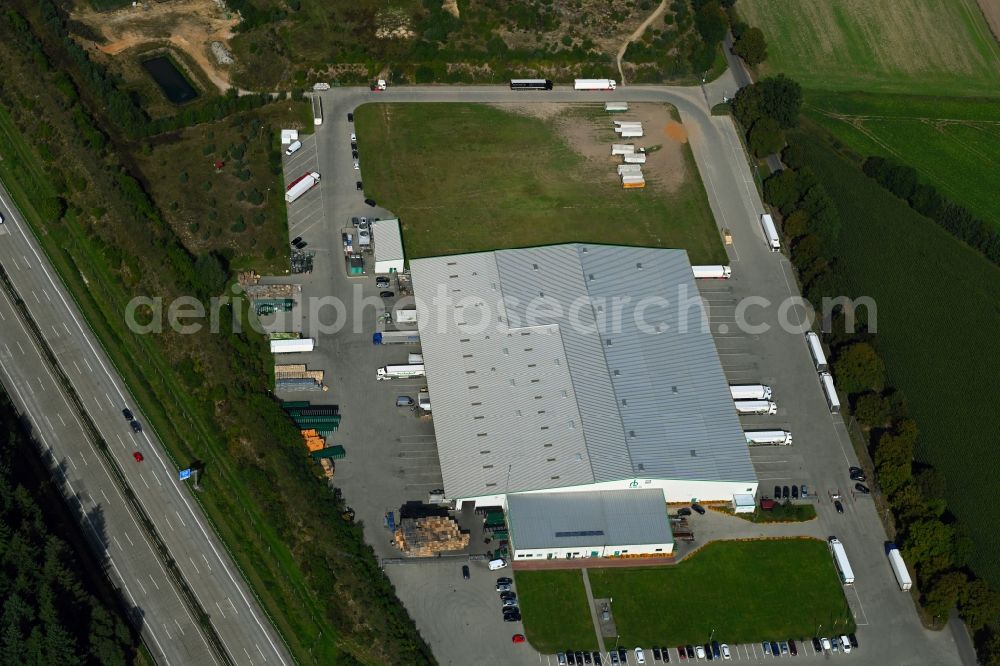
[407,353,424,365]
[613,120,643,126]
[886,545,912,591]
[760,213,781,251]
[605,102,629,112]
[734,400,778,415]
[805,331,829,371]
[618,164,643,175]
[730,384,772,400]
[395,308,418,324]
[623,153,647,164]
[418,389,431,411]
[311,95,323,125]
[620,130,644,138]
[819,372,841,414]
[692,265,732,279]
[828,537,855,585]
[621,174,645,184]
[270,338,315,354]
[285,171,321,203]
[376,364,425,380]
[575,78,616,91]
[744,430,793,446]
[612,144,636,156]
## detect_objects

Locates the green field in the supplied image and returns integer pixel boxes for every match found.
[355,103,726,264]
[737,0,1000,97]
[517,570,598,653]
[804,92,1000,230]
[517,541,852,649]
[793,127,1000,586]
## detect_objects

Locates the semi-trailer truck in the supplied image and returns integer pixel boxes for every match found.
[510,79,553,90]
[886,545,912,591]
[623,153,647,164]
[270,338,315,353]
[744,430,793,446]
[575,78,616,91]
[805,331,829,371]
[734,400,778,415]
[760,213,781,251]
[285,172,321,203]
[730,384,773,400]
[376,364,425,380]
[692,265,732,279]
[372,330,420,345]
[819,372,841,413]
[828,537,855,585]
[311,95,323,125]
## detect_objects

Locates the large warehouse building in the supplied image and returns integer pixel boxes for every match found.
[409,244,758,518]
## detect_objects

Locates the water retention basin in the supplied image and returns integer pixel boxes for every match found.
[142,56,198,104]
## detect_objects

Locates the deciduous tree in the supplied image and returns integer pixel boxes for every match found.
[732,26,767,66]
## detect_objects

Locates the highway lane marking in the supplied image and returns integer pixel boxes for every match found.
[51,324,60,338]
[153,471,162,486]
[105,392,115,408]
[83,358,92,372]
[140,473,149,489]
[0,308,4,320]
[62,322,70,335]
[163,623,172,640]
[22,255,30,268]
[116,433,126,449]
[148,574,160,590]
[228,597,239,615]
[124,531,134,546]
[256,643,267,661]
[113,536,123,552]
[25,380,33,396]
[67,454,77,470]
[4,344,10,356]
[175,510,188,527]
[189,556,201,574]
[202,553,212,572]
[80,450,88,466]
[57,411,67,425]
[174,618,185,636]
[73,360,81,374]
[10,256,19,270]
[43,414,53,431]
[15,340,24,354]
[31,289,39,304]
[165,514,175,531]
[215,601,226,618]
[136,577,147,595]
[93,395,103,411]
[101,488,110,504]
[243,648,254,664]
[36,376,45,392]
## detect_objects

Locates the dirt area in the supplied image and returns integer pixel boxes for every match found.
[70,0,239,93]
[978,0,1000,44]
[493,102,690,195]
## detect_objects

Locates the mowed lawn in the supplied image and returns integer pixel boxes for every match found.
[804,92,1000,230]
[354,103,726,264]
[738,0,1000,97]
[516,570,598,653]
[794,128,1000,586]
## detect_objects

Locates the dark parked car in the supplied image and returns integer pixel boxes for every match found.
[774,485,781,498]
[290,236,302,246]
[500,591,516,601]
[130,420,142,433]
[676,508,692,517]
[677,645,686,660]
[835,500,844,513]
[685,645,695,659]
[691,503,706,515]
[703,643,712,660]
[812,637,822,651]
[583,652,592,664]
[462,565,469,579]
[496,576,512,585]
[294,240,307,249]
[782,485,790,499]
[791,485,799,499]
[356,181,363,191]
[503,612,521,622]
[711,641,720,658]
[618,648,627,663]
[855,483,871,494]
[376,277,391,288]
[352,150,359,159]
[848,633,859,649]
[567,652,576,665]
[789,639,797,656]
[594,652,603,666]
[761,641,771,655]
[576,652,585,665]
[770,641,780,656]
[608,651,618,665]
[351,141,358,150]
[347,112,354,122]
[122,408,133,421]
[652,648,661,661]
[380,291,395,298]
[849,466,866,481]
[364,198,376,207]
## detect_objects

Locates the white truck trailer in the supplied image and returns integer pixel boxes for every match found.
[828,537,855,585]
[407,353,424,364]
[311,95,323,125]
[734,400,778,415]
[285,172,321,203]
[819,372,841,414]
[376,364,425,381]
[372,330,420,345]
[618,164,643,175]
[605,102,629,112]
[744,430,793,446]
[395,308,418,324]
[623,152,647,164]
[886,545,912,591]
[619,130,644,138]
[760,213,781,251]
[730,384,773,400]
[692,265,732,279]
[612,144,636,156]
[270,338,315,354]
[575,78,616,91]
[806,331,829,371]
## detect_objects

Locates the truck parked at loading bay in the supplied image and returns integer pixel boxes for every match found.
[372,330,421,345]
[285,171,321,203]
[376,364,425,380]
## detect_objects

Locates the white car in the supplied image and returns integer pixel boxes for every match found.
[350,132,357,142]
[841,635,852,653]
[696,645,706,659]
[353,161,360,170]
[721,644,731,660]
[821,637,832,651]
[634,647,645,664]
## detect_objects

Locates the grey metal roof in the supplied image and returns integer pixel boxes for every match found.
[373,218,403,263]
[506,489,673,550]
[409,244,756,501]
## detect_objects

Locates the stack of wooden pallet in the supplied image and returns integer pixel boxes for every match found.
[393,516,469,556]
[318,458,335,479]
[301,429,325,452]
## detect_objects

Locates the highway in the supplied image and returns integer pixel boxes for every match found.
[0,183,291,666]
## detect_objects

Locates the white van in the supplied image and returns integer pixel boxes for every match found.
[285,140,302,156]
[488,558,508,571]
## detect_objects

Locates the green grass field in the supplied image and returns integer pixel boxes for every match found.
[793,127,1000,586]
[354,103,726,264]
[516,541,852,649]
[804,92,1000,230]
[737,0,1000,97]
[517,570,598,653]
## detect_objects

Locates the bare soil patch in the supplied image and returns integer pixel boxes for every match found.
[979,0,1000,44]
[70,0,238,93]
[493,102,689,196]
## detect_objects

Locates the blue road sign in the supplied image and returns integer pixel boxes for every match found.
[178,468,192,481]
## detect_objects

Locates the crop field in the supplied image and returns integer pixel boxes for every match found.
[804,92,1000,230]
[793,127,1000,586]
[587,540,853,645]
[516,570,598,653]
[354,103,726,264]
[737,0,1000,97]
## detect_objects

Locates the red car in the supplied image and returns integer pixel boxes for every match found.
[512,634,525,644]
[133,451,144,462]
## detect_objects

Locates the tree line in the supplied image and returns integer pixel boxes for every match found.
[862,156,1000,267]
[732,76,1000,662]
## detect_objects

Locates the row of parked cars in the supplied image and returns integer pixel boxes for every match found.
[496,577,520,623]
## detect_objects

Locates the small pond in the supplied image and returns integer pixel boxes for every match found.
[141,56,199,104]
